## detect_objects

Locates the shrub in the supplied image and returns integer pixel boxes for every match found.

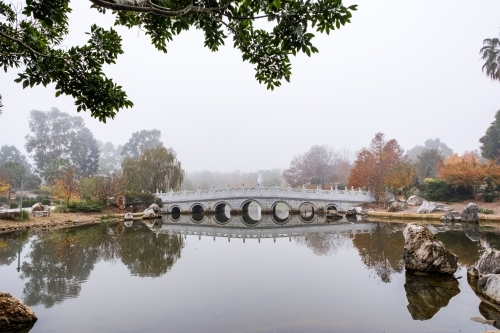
[20,200,36,208]
[0,196,7,203]
[10,203,18,209]
[417,179,473,202]
[66,201,104,213]
[32,186,51,195]
[54,205,68,213]
[41,199,51,205]
[20,211,30,221]
[479,208,494,214]
[125,192,157,209]
[36,195,50,201]
[154,198,163,208]
[482,177,496,203]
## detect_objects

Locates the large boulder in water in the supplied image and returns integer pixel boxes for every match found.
[468,248,500,305]
[403,223,458,275]
[0,292,37,331]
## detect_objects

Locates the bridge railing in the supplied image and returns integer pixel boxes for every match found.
[156,185,375,203]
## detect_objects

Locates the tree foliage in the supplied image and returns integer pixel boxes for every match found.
[480,110,500,162]
[406,138,453,161]
[385,161,417,199]
[54,165,80,201]
[0,145,32,173]
[122,146,184,192]
[0,161,25,189]
[121,129,164,158]
[25,108,99,176]
[97,141,123,174]
[282,145,351,187]
[0,0,356,121]
[348,133,405,204]
[80,171,127,204]
[416,148,443,180]
[480,34,500,81]
[438,152,500,199]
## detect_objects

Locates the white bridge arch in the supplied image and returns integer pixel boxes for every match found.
[156,185,375,214]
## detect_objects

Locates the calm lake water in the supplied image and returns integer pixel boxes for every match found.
[1,213,500,333]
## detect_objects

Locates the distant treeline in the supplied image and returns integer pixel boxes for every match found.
[183,169,284,190]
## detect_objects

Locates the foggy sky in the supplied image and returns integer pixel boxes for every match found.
[1,1,499,172]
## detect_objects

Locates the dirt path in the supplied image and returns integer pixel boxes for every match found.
[0,211,124,233]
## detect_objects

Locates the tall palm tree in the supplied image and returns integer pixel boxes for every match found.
[480,35,500,81]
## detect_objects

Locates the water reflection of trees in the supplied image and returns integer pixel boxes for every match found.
[434,229,482,267]
[17,222,184,307]
[294,233,351,256]
[119,222,184,277]
[20,226,101,308]
[352,223,404,283]
[0,230,29,266]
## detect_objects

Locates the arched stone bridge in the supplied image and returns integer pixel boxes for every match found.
[156,186,375,215]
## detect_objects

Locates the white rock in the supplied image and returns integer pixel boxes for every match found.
[142,208,157,219]
[417,200,437,214]
[407,195,424,206]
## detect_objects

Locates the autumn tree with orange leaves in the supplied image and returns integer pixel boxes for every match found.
[438,152,500,199]
[54,166,80,202]
[348,133,406,204]
[385,161,417,199]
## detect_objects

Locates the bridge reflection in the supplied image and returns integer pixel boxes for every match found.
[130,213,376,243]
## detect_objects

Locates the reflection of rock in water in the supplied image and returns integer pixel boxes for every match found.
[479,301,500,329]
[404,272,460,320]
[462,223,481,242]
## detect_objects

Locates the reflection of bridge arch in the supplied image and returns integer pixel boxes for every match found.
[240,214,260,227]
[214,201,231,214]
[190,214,206,224]
[299,202,315,223]
[158,221,378,243]
[169,213,181,222]
[272,214,289,225]
[272,201,290,225]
